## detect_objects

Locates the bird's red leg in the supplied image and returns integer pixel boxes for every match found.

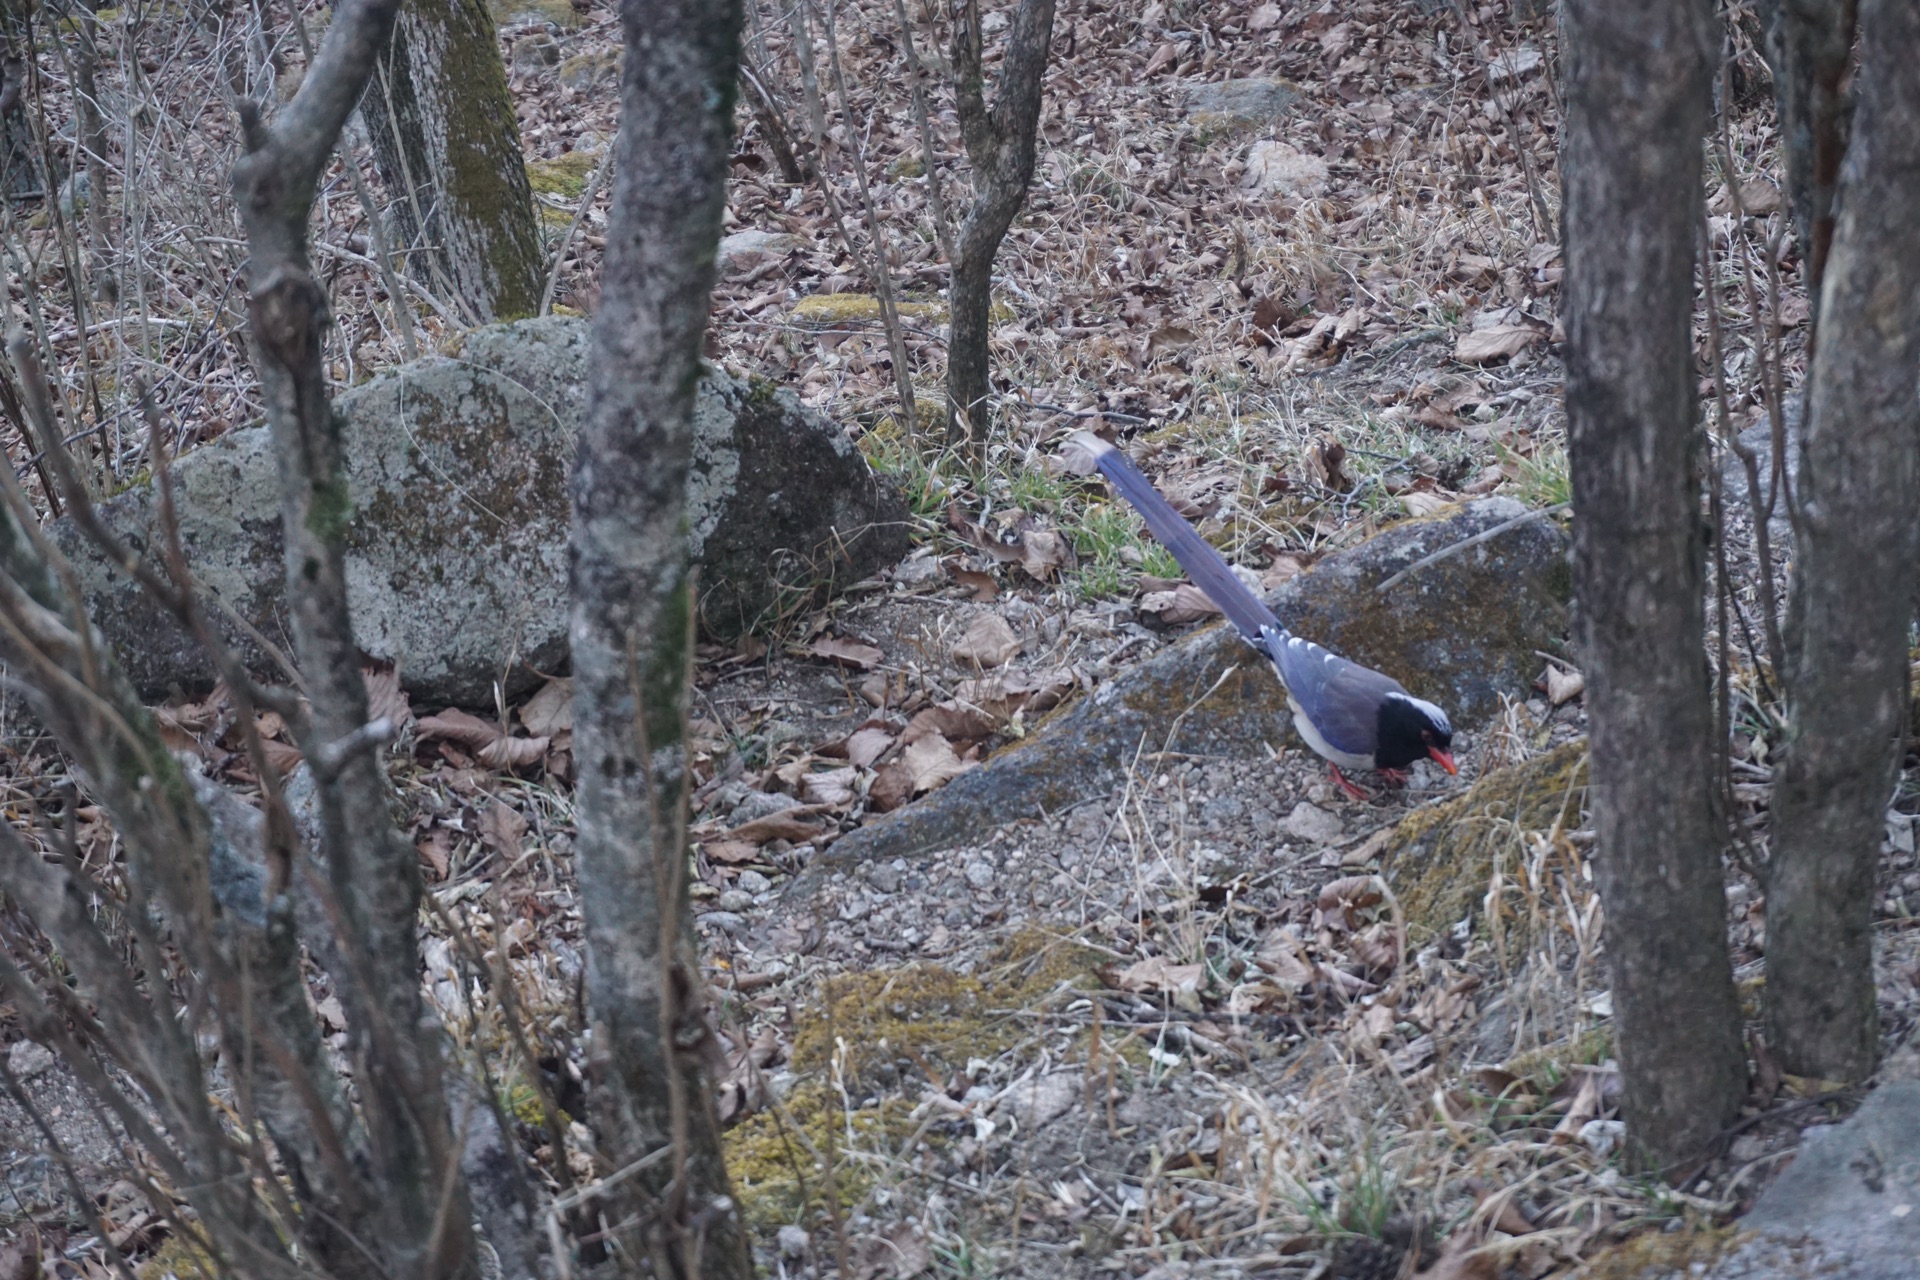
[1329,764,1373,802]
[1377,768,1409,788]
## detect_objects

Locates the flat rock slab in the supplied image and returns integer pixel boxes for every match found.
[51,317,908,705]
[810,498,1569,875]
[1705,1082,1920,1280]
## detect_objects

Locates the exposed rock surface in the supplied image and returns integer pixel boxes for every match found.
[1182,77,1299,130]
[1704,1081,1920,1280]
[812,498,1570,871]
[51,317,909,705]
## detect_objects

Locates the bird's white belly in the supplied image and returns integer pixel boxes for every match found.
[1288,695,1373,771]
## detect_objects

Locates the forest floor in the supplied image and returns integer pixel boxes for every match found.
[4,1,1920,1279]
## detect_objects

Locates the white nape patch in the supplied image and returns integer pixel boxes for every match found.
[1387,691,1450,733]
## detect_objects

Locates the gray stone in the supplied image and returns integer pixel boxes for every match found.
[717,889,754,912]
[5,1040,56,1082]
[1708,1082,1920,1280]
[964,859,996,890]
[865,862,903,894]
[811,498,1569,872]
[51,317,909,705]
[1283,802,1345,845]
[994,1071,1081,1130]
[1183,78,1300,130]
[718,229,803,271]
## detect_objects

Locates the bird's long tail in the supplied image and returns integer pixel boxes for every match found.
[1067,431,1284,646]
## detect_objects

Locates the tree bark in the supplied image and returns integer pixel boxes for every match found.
[232,2,478,1274]
[1762,0,1920,1084]
[945,0,1055,450]
[361,0,545,323]
[567,0,751,1275]
[1561,0,1747,1172]
[0,0,43,200]
[1757,0,1858,314]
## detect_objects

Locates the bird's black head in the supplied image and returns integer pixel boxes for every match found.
[1374,693,1457,774]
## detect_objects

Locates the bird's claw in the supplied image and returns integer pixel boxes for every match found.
[1376,768,1409,788]
[1329,764,1374,802]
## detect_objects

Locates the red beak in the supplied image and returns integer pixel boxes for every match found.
[1429,748,1458,775]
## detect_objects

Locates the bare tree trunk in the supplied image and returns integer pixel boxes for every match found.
[1561,0,1747,1173]
[567,0,751,1275]
[1763,0,1920,1085]
[945,0,1054,451]
[0,0,43,200]
[231,2,478,1274]
[361,0,545,323]
[1757,0,1858,315]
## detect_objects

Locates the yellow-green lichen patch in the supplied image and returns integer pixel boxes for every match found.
[1501,1025,1613,1094]
[791,293,948,327]
[489,0,582,28]
[731,931,1103,1231]
[1576,1225,1739,1280]
[790,929,1103,1082]
[1382,738,1590,944]
[525,151,601,200]
[724,1081,908,1230]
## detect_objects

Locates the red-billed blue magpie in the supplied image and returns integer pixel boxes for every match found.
[1067,431,1457,799]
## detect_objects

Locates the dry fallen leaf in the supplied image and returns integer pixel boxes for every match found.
[901,702,999,745]
[953,667,1077,719]
[1543,663,1585,706]
[844,725,897,769]
[802,765,859,808]
[1454,324,1542,365]
[416,708,549,771]
[808,635,885,670]
[519,676,573,736]
[362,664,412,730]
[946,562,1000,601]
[947,502,1024,563]
[1413,1233,1497,1280]
[1017,528,1074,581]
[725,809,829,844]
[479,799,529,858]
[1399,490,1453,517]
[1139,583,1221,624]
[1115,955,1206,1013]
[1306,435,1352,491]
[950,613,1021,668]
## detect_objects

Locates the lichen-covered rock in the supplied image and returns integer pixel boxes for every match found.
[1380,738,1589,942]
[814,498,1571,870]
[51,317,909,705]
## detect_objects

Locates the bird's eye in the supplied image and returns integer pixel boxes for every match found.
[1420,729,1432,743]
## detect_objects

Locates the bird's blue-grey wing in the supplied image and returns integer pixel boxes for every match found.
[1263,630,1402,759]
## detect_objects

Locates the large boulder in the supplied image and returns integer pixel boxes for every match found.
[815,498,1571,870]
[51,317,909,705]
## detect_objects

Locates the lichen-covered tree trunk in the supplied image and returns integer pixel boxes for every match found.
[1561,0,1747,1172]
[1763,0,1920,1085]
[361,0,544,323]
[567,0,751,1274]
[945,0,1055,451]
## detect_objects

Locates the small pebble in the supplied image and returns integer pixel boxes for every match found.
[964,859,995,889]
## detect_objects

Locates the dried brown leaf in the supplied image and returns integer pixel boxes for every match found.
[844,726,897,769]
[480,800,529,858]
[519,676,574,736]
[1139,583,1221,624]
[952,667,1077,719]
[1454,324,1542,365]
[808,635,885,670]
[947,563,1000,601]
[950,613,1021,668]
[1017,528,1074,581]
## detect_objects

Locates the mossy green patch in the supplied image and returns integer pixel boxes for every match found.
[791,293,947,326]
[729,931,1102,1230]
[488,0,582,28]
[1382,739,1590,943]
[1577,1225,1738,1280]
[525,150,600,200]
[1502,1025,1613,1093]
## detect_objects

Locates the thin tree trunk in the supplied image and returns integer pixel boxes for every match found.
[1561,0,1747,1173]
[1757,0,1858,317]
[361,0,545,323]
[232,2,478,1274]
[567,0,751,1274]
[945,0,1055,450]
[1763,0,1920,1084]
[0,0,43,200]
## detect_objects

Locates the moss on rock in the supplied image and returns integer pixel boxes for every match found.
[525,151,600,199]
[1381,739,1590,944]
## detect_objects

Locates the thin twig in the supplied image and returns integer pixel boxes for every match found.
[1373,503,1568,594]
